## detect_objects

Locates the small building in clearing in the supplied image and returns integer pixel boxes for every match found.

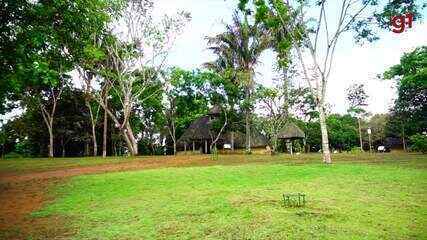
[277,122,306,154]
[177,107,268,154]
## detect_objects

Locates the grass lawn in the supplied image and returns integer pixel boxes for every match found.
[33,153,427,239]
[1,152,425,173]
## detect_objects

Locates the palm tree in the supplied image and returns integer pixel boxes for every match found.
[205,11,269,153]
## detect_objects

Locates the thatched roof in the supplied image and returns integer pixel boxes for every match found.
[223,131,268,148]
[178,116,217,142]
[177,114,268,148]
[277,122,305,139]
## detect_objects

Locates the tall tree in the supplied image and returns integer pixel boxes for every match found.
[91,0,190,156]
[383,46,427,144]
[242,0,425,163]
[255,85,289,153]
[346,83,369,152]
[368,114,389,147]
[2,0,119,157]
[206,11,269,153]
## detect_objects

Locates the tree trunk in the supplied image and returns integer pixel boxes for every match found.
[121,128,135,156]
[102,108,108,158]
[245,108,251,153]
[244,79,252,153]
[91,121,97,156]
[173,141,177,155]
[358,118,364,152]
[231,132,234,151]
[84,141,89,156]
[401,123,407,152]
[86,101,98,157]
[124,122,138,156]
[273,135,278,154]
[48,126,54,158]
[319,105,332,163]
[61,138,65,158]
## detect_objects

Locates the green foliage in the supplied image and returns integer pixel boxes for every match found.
[1,0,118,103]
[368,114,388,145]
[327,114,359,151]
[383,46,427,137]
[409,134,427,153]
[166,68,211,139]
[14,138,33,157]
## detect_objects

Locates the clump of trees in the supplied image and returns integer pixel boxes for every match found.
[382,46,427,152]
[0,0,425,159]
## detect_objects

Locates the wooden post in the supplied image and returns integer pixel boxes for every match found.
[205,140,208,154]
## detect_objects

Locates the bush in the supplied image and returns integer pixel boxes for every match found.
[4,151,25,159]
[409,134,427,154]
[15,139,33,157]
[349,147,363,154]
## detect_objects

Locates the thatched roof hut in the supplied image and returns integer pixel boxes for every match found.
[177,116,220,142]
[222,131,268,148]
[277,122,305,140]
[177,106,269,151]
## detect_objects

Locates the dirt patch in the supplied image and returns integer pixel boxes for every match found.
[0,155,212,183]
[0,155,213,239]
[0,179,72,239]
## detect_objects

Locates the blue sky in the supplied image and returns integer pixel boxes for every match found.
[156,0,427,114]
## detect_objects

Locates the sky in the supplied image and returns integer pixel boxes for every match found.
[154,0,427,114]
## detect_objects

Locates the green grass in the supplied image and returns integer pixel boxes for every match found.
[34,154,427,239]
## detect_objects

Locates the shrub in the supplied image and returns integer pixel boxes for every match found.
[409,134,427,154]
[349,147,363,154]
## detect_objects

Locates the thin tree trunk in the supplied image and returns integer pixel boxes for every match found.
[245,106,251,153]
[87,102,98,157]
[85,141,89,156]
[102,108,108,158]
[358,118,364,152]
[40,87,62,158]
[319,105,331,163]
[48,127,54,158]
[173,142,177,155]
[401,123,406,152]
[244,76,252,153]
[61,138,65,157]
[231,132,234,151]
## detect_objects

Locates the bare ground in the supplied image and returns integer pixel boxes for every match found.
[0,155,214,239]
[0,153,421,239]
